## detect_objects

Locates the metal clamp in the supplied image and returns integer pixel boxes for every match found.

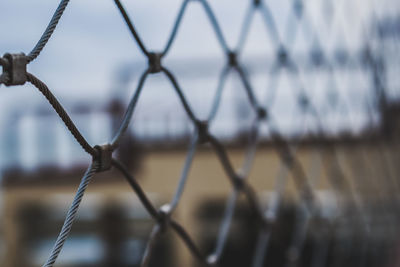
[278,47,289,66]
[158,204,172,232]
[206,254,219,266]
[253,0,261,6]
[93,144,113,172]
[298,94,309,110]
[2,53,27,86]
[257,107,267,120]
[310,49,324,66]
[228,51,238,67]
[233,174,245,190]
[148,52,163,73]
[196,120,209,144]
[293,0,304,18]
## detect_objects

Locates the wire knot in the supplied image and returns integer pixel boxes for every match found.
[257,107,267,120]
[264,208,277,225]
[233,174,246,191]
[298,94,309,109]
[362,46,373,65]
[227,51,238,67]
[277,47,289,66]
[206,254,219,266]
[293,0,303,18]
[1,53,27,86]
[196,120,209,144]
[310,49,324,66]
[93,144,113,172]
[335,49,348,66]
[157,204,172,232]
[148,52,163,73]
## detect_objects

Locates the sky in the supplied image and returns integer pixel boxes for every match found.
[0,0,399,171]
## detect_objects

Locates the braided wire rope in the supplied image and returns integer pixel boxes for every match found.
[27,0,71,62]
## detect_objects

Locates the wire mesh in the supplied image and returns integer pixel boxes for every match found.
[0,0,399,266]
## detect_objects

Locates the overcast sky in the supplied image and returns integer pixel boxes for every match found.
[0,0,399,170]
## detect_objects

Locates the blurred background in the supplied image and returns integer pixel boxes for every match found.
[0,0,400,266]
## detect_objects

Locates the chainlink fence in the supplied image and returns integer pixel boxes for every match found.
[1,0,400,266]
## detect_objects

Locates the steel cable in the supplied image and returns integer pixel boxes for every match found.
[27,0,70,62]
[42,162,99,267]
[26,72,96,156]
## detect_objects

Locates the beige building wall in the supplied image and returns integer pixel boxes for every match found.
[1,141,400,266]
